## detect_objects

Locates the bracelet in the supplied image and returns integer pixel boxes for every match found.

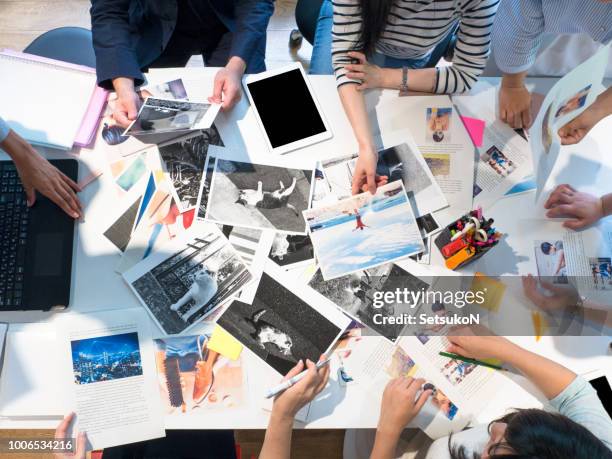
[399,67,409,96]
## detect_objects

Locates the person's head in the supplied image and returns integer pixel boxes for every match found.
[355,0,394,54]
[450,409,612,459]
[540,241,556,255]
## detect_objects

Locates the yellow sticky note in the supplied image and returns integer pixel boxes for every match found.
[154,169,165,184]
[208,325,243,360]
[531,312,548,342]
[470,272,506,312]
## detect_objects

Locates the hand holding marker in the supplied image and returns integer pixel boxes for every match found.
[266,357,331,398]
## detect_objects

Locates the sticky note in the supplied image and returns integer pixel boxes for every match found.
[208,325,243,360]
[470,272,506,312]
[460,116,485,147]
[531,312,547,342]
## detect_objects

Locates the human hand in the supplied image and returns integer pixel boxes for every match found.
[112,77,141,128]
[446,328,512,362]
[544,184,604,230]
[344,52,392,91]
[499,83,532,129]
[54,412,87,459]
[271,356,330,421]
[209,57,245,110]
[377,377,431,437]
[522,274,579,312]
[5,131,82,218]
[351,146,386,195]
[557,103,608,145]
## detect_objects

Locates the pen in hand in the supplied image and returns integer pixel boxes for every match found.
[265,358,332,399]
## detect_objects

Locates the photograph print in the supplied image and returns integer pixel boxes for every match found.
[303,180,424,280]
[425,107,452,143]
[206,159,314,234]
[124,98,220,136]
[153,334,245,414]
[589,257,611,290]
[159,126,224,211]
[125,224,252,335]
[269,233,314,268]
[534,240,568,285]
[481,146,516,177]
[309,263,430,341]
[555,84,591,119]
[71,332,143,385]
[217,267,347,375]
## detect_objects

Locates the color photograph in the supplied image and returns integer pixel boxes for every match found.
[159,127,224,211]
[534,240,568,284]
[555,84,591,119]
[206,159,314,234]
[589,257,612,290]
[153,335,245,414]
[425,107,452,143]
[71,332,143,385]
[303,181,424,280]
[423,153,451,177]
[480,146,516,177]
[217,271,344,375]
[126,227,252,335]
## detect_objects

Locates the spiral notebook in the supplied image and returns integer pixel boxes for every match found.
[0,50,106,150]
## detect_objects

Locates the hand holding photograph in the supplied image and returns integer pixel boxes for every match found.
[124,222,252,335]
[124,98,221,137]
[303,181,425,280]
[205,158,315,234]
[217,262,351,375]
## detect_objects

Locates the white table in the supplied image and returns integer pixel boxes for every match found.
[1,73,610,430]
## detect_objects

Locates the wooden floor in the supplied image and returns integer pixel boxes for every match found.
[0,1,344,458]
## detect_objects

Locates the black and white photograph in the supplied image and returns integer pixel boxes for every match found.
[416,213,440,237]
[217,266,348,375]
[124,223,252,335]
[269,233,314,268]
[159,127,224,211]
[410,237,431,264]
[103,195,142,252]
[124,98,220,137]
[309,264,430,342]
[196,156,217,220]
[205,159,314,234]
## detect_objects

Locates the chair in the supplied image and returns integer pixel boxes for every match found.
[294,0,324,46]
[24,27,96,68]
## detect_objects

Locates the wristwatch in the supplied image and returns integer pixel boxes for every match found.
[399,66,409,96]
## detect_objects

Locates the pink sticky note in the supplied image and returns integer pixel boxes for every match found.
[460,116,486,147]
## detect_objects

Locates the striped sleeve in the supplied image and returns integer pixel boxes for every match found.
[435,0,500,94]
[491,0,545,74]
[331,0,363,87]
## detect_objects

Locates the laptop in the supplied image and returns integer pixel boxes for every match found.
[0,159,78,311]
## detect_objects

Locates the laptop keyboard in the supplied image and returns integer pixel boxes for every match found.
[0,162,27,308]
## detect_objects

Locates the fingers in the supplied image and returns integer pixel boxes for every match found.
[222,84,241,110]
[360,175,388,193]
[283,359,304,381]
[522,108,532,129]
[500,108,507,124]
[366,173,377,195]
[563,219,586,230]
[347,51,367,64]
[60,171,82,193]
[113,109,131,128]
[55,412,74,439]
[345,72,366,80]
[210,73,225,105]
[24,184,36,207]
[49,183,80,219]
[414,388,432,412]
[126,99,139,122]
[546,204,576,218]
[75,431,87,458]
[351,174,364,195]
[544,185,575,209]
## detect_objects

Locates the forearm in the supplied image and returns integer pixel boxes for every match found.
[370,429,401,459]
[602,193,612,218]
[502,71,529,88]
[1,130,33,163]
[338,84,375,148]
[381,68,436,93]
[226,56,246,75]
[259,413,294,459]
[499,342,576,399]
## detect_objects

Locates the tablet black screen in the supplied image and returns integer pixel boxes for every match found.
[247,68,326,148]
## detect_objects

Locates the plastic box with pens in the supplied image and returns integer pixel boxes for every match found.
[434,207,502,270]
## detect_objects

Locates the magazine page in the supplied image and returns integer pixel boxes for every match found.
[530,44,610,200]
[370,95,475,227]
[56,308,165,450]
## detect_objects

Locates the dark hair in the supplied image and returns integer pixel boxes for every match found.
[355,0,394,54]
[540,242,553,255]
[449,409,612,459]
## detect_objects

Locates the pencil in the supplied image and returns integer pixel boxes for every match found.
[438,351,506,371]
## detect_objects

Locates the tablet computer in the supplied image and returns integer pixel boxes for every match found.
[243,63,332,154]
[584,368,612,419]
